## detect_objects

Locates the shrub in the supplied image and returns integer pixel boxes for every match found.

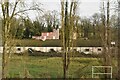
[27,48,62,57]
[49,49,57,53]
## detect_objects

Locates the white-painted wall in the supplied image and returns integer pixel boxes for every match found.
[0,47,103,54]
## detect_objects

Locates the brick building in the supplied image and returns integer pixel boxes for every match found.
[32,29,59,41]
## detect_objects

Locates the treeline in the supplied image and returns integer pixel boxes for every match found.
[1,10,60,39]
[1,12,118,40]
[75,13,118,40]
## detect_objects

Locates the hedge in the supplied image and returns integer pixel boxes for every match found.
[15,39,102,47]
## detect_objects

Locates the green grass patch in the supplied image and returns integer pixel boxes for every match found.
[7,55,100,78]
[7,55,117,78]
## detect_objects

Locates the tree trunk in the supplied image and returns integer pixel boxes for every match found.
[101,0,111,79]
[61,0,78,79]
[118,1,120,79]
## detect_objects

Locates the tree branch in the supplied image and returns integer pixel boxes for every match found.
[10,0,20,20]
[14,7,43,16]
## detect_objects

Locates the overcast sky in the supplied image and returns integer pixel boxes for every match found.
[42,0,100,16]
[0,0,117,20]
[28,0,117,20]
[28,0,101,19]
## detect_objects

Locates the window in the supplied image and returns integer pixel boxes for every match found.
[98,48,101,51]
[17,48,21,51]
[85,49,89,52]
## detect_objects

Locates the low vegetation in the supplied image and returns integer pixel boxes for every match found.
[25,48,102,58]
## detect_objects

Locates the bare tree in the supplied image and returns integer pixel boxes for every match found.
[100,0,112,79]
[1,0,42,78]
[117,0,120,79]
[61,0,78,79]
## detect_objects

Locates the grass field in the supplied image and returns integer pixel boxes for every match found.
[6,54,117,78]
